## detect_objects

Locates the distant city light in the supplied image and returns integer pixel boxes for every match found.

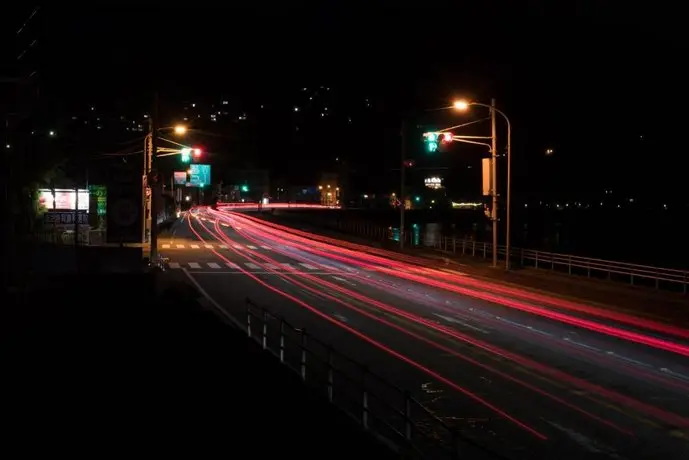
[185,196,191,202]
[293,106,300,112]
[49,131,56,136]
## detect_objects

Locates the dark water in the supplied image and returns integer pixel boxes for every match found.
[277,208,688,269]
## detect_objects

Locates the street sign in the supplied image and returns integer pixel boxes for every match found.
[188,164,211,187]
[44,211,88,225]
[106,162,142,243]
[173,171,187,185]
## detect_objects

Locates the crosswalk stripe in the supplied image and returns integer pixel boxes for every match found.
[207,262,221,269]
[188,262,201,269]
[205,244,213,249]
[225,262,240,269]
[299,263,318,270]
[176,245,185,249]
[245,263,261,269]
[219,245,228,249]
[261,245,271,250]
[247,245,258,250]
[281,263,294,270]
[191,244,200,249]
[168,262,180,269]
[162,244,171,249]
[264,263,279,270]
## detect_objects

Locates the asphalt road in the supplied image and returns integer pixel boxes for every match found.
[160,208,689,460]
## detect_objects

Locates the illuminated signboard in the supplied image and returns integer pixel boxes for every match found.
[424,177,442,190]
[188,164,211,187]
[173,171,188,185]
[38,189,89,211]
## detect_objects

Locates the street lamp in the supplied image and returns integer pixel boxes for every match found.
[453,99,512,270]
[174,125,187,135]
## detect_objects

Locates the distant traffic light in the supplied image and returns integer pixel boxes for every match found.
[181,148,191,163]
[414,196,421,202]
[193,147,202,157]
[240,184,249,192]
[423,132,439,153]
[442,132,453,143]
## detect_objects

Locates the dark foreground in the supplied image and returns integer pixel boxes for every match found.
[3,272,397,458]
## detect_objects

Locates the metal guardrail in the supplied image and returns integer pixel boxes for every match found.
[430,236,689,294]
[245,299,504,460]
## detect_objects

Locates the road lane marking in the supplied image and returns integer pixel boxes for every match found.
[332,276,357,286]
[247,245,258,249]
[245,263,261,270]
[168,262,180,269]
[225,262,240,269]
[264,263,279,270]
[205,244,213,249]
[207,262,221,269]
[162,244,170,249]
[261,245,271,250]
[281,263,294,269]
[176,244,185,249]
[233,244,242,249]
[191,244,200,249]
[320,264,337,270]
[433,313,489,334]
[299,263,318,270]
[188,262,201,269]
[219,245,228,249]
[332,313,349,323]
[660,368,689,382]
[221,223,230,227]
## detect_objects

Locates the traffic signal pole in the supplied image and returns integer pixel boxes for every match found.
[150,91,160,261]
[399,120,406,249]
[490,98,498,268]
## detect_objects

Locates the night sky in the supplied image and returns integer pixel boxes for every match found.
[3,4,688,202]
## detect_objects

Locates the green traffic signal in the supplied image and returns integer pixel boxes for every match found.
[240,184,249,192]
[181,147,191,163]
[427,141,438,152]
[423,132,439,153]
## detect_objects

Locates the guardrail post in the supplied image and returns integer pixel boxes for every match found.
[300,329,307,381]
[404,391,412,441]
[327,346,334,403]
[262,310,268,350]
[535,251,539,269]
[361,366,369,430]
[453,429,462,460]
[246,306,252,338]
[568,255,572,275]
[472,241,476,256]
[483,242,487,259]
[277,319,285,362]
[452,237,456,253]
[462,239,466,255]
[520,248,524,267]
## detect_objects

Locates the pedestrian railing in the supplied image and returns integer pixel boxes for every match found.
[244,299,505,460]
[429,237,689,294]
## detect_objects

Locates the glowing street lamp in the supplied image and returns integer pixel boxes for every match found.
[174,125,187,135]
[453,100,469,111]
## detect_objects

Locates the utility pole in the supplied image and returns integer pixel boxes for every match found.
[399,120,406,249]
[150,91,160,261]
[490,98,498,268]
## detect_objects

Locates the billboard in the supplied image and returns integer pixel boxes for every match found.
[173,171,187,185]
[424,177,442,190]
[188,164,211,187]
[38,189,89,211]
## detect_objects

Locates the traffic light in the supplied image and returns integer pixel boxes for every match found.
[423,132,439,153]
[442,132,453,143]
[181,148,191,163]
[240,184,249,192]
[193,147,202,158]
[414,196,421,202]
